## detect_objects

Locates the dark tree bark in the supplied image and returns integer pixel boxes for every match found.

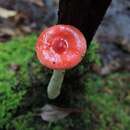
[58,0,112,47]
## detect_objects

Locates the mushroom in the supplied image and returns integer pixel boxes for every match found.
[35,25,87,99]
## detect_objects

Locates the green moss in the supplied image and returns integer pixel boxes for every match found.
[84,72,130,130]
[0,34,36,128]
[0,37,130,130]
[8,112,35,130]
[52,126,64,130]
[87,41,101,65]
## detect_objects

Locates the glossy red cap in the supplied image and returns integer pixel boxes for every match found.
[35,25,87,70]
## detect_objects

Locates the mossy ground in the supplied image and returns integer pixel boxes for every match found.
[0,35,130,130]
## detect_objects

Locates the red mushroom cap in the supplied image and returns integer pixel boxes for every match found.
[35,25,87,70]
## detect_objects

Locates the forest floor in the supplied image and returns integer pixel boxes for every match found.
[0,0,130,130]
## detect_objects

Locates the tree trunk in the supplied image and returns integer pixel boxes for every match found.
[58,0,112,47]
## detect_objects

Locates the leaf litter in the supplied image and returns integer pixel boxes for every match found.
[40,104,84,122]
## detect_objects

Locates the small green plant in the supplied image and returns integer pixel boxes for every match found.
[52,126,64,130]
[9,112,35,130]
[87,41,101,65]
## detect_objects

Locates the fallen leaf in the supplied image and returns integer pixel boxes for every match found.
[125,95,130,103]
[10,64,21,72]
[0,26,16,42]
[13,11,28,25]
[19,25,32,33]
[54,0,59,5]
[0,27,16,36]
[40,104,83,122]
[99,87,113,94]
[0,33,11,42]
[0,7,17,18]
[91,60,122,76]
[24,0,44,7]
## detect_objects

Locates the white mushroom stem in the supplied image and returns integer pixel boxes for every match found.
[47,70,65,99]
